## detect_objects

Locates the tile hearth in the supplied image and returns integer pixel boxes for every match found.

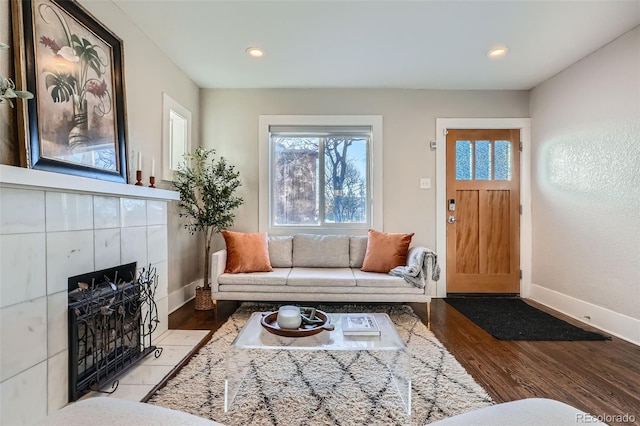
[88,329,210,402]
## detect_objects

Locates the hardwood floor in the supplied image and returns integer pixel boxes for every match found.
[169,298,640,424]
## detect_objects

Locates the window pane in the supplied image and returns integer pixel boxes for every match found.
[494,140,512,180]
[455,141,472,180]
[272,138,320,225]
[169,110,187,171]
[475,140,491,180]
[324,138,368,224]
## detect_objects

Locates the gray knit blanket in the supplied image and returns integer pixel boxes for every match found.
[389,247,441,289]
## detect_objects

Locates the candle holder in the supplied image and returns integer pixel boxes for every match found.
[149,176,156,188]
[135,170,143,186]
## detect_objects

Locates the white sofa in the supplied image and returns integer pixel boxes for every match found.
[38,397,224,426]
[210,234,434,307]
[430,398,607,425]
[39,396,604,426]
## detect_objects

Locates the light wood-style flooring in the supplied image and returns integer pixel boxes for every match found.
[169,298,640,424]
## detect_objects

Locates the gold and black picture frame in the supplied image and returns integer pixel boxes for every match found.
[13,0,128,183]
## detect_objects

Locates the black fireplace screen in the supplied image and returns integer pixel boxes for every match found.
[68,262,162,401]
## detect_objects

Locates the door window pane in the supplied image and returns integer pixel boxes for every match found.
[494,140,512,180]
[455,140,472,180]
[475,140,491,180]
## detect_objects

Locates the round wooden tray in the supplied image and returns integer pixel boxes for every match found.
[261,310,335,337]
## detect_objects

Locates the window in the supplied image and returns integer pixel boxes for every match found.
[259,116,382,233]
[270,126,369,226]
[455,139,512,181]
[162,93,191,181]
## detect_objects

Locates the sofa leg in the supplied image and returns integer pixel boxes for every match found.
[426,301,431,330]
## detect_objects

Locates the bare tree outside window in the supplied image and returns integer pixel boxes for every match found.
[271,131,369,227]
[324,137,367,223]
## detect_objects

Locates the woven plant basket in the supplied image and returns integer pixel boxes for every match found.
[195,286,215,311]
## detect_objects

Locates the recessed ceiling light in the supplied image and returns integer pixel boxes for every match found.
[246,47,264,58]
[487,46,509,59]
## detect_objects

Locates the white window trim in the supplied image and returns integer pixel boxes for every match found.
[259,115,383,235]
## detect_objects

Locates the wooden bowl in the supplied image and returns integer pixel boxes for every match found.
[260,309,335,337]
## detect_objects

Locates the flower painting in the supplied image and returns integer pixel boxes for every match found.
[14,0,128,183]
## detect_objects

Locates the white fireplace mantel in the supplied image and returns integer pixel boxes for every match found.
[0,165,179,201]
[0,164,177,424]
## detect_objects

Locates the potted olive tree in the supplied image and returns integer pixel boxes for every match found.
[174,147,243,310]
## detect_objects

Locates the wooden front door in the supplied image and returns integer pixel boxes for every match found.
[446,129,520,294]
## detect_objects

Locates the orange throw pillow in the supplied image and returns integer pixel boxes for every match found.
[222,231,273,273]
[361,229,414,273]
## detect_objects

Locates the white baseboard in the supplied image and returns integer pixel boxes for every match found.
[529,284,639,346]
[168,279,203,314]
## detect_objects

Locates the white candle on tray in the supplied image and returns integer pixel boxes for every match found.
[277,305,301,329]
[151,158,155,177]
[137,152,142,171]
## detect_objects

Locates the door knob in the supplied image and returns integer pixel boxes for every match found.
[447,215,458,224]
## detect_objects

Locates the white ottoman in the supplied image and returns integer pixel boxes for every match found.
[430,398,608,426]
[37,397,224,426]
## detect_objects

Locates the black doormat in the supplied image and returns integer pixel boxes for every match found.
[444,297,610,341]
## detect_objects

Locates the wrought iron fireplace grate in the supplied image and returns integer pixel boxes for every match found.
[67,262,162,401]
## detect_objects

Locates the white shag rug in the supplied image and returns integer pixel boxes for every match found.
[149,303,493,425]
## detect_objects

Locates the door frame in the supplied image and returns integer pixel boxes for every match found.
[435,118,532,298]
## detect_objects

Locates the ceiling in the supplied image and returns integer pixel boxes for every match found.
[112,1,640,90]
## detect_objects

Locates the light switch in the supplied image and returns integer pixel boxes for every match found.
[419,178,431,189]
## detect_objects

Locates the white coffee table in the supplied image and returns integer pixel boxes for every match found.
[224,312,411,414]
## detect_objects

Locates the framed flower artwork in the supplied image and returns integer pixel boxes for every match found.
[12,0,128,183]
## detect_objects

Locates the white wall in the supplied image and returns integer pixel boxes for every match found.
[530,27,640,341]
[75,0,201,186]
[200,89,529,252]
[0,0,202,304]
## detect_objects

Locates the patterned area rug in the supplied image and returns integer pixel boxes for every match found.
[149,303,493,425]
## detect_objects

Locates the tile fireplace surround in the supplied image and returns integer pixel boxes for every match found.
[0,165,179,425]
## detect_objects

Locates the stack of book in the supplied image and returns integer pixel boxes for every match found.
[341,314,381,336]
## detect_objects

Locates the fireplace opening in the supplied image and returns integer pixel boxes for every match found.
[67,262,162,401]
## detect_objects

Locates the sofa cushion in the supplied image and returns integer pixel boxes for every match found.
[349,236,368,268]
[361,229,414,273]
[217,284,424,295]
[287,267,356,287]
[218,284,423,295]
[218,268,291,285]
[292,234,350,268]
[222,231,273,273]
[352,270,411,287]
[268,235,293,268]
